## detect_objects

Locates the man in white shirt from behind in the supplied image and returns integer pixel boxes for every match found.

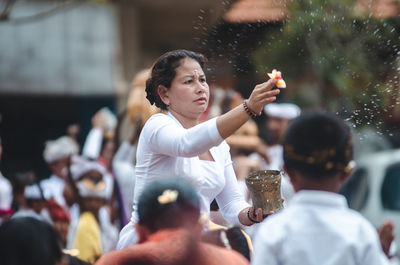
[12,184,52,223]
[252,112,391,265]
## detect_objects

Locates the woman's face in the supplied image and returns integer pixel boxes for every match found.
[166,58,209,120]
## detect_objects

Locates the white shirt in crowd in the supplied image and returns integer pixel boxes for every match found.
[117,112,249,249]
[252,190,389,265]
[40,174,66,209]
[67,204,119,254]
[83,127,136,223]
[82,128,103,160]
[0,172,12,210]
[112,141,136,223]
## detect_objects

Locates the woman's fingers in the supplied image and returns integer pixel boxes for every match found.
[255,79,278,91]
[251,88,280,101]
[258,89,281,98]
[253,88,280,102]
[261,96,277,105]
[256,208,264,222]
[249,206,261,221]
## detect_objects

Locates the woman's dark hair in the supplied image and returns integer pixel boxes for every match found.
[138,178,200,232]
[283,111,352,179]
[0,217,63,265]
[145,49,207,110]
[201,227,251,261]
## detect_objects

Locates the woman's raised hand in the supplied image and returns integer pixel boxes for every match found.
[246,79,280,115]
[216,79,280,139]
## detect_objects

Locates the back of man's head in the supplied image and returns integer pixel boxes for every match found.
[283,111,353,180]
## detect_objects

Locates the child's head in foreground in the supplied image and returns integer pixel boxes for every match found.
[136,178,201,242]
[283,111,354,192]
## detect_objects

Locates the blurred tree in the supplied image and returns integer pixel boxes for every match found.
[252,0,400,129]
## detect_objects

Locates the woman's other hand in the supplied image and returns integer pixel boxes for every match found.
[239,206,269,226]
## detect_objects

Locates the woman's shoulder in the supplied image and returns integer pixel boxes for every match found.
[147,112,169,122]
[143,113,174,129]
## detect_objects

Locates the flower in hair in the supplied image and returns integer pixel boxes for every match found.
[267,69,286,88]
[157,189,179,204]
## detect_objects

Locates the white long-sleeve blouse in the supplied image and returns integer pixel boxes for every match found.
[117,112,249,249]
[133,111,249,223]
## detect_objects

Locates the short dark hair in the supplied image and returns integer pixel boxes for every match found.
[283,111,353,179]
[0,217,63,265]
[145,49,207,110]
[138,178,201,232]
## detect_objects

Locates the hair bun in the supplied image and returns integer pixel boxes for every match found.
[145,78,156,105]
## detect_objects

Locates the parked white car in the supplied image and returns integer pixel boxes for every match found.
[340,148,400,259]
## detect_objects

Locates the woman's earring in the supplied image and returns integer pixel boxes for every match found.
[167,104,170,108]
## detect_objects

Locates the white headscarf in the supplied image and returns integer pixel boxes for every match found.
[70,156,113,199]
[24,184,42,200]
[263,103,301,120]
[43,136,79,163]
[70,155,106,180]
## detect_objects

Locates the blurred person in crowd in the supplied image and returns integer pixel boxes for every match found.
[252,112,391,265]
[13,170,71,246]
[0,136,13,225]
[112,118,142,225]
[13,181,70,247]
[67,156,117,263]
[41,135,79,210]
[0,216,89,265]
[117,49,281,249]
[67,124,80,139]
[251,103,301,206]
[126,68,159,125]
[98,138,116,173]
[82,108,117,170]
[96,178,249,265]
[10,171,37,213]
[112,68,159,225]
[67,123,81,152]
[256,103,301,170]
[81,109,125,227]
[0,216,63,265]
[12,183,52,223]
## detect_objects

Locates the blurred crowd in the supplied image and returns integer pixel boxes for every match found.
[0,62,397,265]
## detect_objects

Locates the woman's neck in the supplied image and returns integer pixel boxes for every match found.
[168,109,199,129]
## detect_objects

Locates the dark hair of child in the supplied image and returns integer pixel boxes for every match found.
[283,111,353,179]
[138,178,201,233]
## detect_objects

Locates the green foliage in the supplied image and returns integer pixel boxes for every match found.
[253,0,400,126]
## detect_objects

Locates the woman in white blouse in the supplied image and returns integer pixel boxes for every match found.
[117,49,280,249]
